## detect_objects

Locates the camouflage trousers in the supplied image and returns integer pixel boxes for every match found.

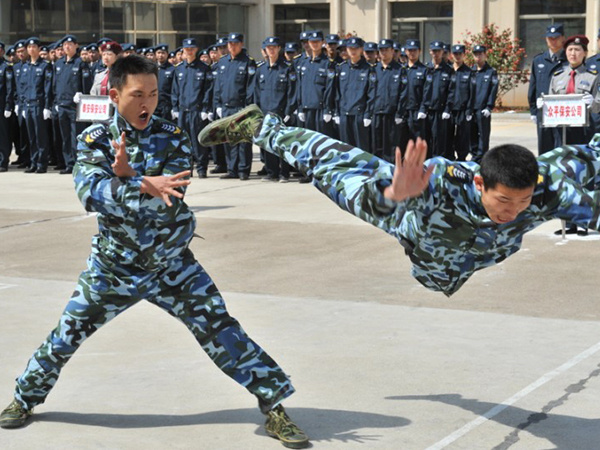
[254,113,399,233]
[14,249,294,412]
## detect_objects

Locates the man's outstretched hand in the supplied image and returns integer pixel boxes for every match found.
[141,171,192,207]
[111,132,136,178]
[383,138,434,203]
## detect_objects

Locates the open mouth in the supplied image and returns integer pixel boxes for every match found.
[139,111,149,122]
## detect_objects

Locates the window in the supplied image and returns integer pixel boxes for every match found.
[103,1,134,31]
[391,1,453,63]
[518,0,585,68]
[34,0,66,30]
[273,4,330,45]
[69,0,100,33]
[136,1,156,31]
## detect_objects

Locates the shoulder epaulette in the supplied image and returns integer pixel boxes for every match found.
[219,54,227,60]
[587,68,598,75]
[81,124,109,146]
[156,119,181,135]
[257,60,265,67]
[445,164,473,183]
[552,67,564,76]
[248,56,255,61]
[293,54,302,60]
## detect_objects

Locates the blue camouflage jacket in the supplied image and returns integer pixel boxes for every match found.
[74,112,195,272]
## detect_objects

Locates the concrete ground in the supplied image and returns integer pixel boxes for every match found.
[1,114,599,449]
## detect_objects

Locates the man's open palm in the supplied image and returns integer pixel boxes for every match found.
[384,138,434,202]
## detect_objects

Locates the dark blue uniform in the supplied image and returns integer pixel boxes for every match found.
[254,57,296,179]
[422,62,454,158]
[585,53,600,135]
[171,58,212,176]
[449,63,475,160]
[527,50,566,155]
[53,55,90,171]
[470,62,498,162]
[400,61,428,144]
[208,61,226,173]
[22,58,53,171]
[156,61,175,120]
[335,56,376,151]
[296,52,336,136]
[0,59,14,170]
[213,50,256,178]
[13,60,30,167]
[372,60,405,162]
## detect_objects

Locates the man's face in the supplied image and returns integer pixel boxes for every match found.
[326,42,338,57]
[429,49,442,65]
[183,47,198,62]
[145,52,155,61]
[63,41,77,58]
[407,48,420,63]
[347,46,362,61]
[218,46,228,57]
[284,51,297,61]
[308,40,323,54]
[80,49,89,62]
[200,53,211,64]
[40,50,49,60]
[546,35,565,53]
[209,49,219,63]
[16,47,26,61]
[265,45,280,60]
[566,44,586,67]
[379,47,394,64]
[55,47,64,58]
[228,41,243,57]
[27,44,40,59]
[156,50,167,64]
[365,51,377,64]
[475,176,535,224]
[473,51,487,65]
[110,73,158,130]
[453,52,465,65]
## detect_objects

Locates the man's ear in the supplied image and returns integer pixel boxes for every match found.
[474,174,485,193]
[108,87,119,104]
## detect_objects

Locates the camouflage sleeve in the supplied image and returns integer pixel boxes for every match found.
[538,144,600,229]
[73,127,143,217]
[254,117,441,233]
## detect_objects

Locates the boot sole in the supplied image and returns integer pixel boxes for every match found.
[197,105,262,147]
[266,430,310,449]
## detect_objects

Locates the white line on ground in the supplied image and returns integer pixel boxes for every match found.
[426,339,600,450]
[0,283,17,290]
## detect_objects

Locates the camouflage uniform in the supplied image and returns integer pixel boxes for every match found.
[12,112,294,412]
[254,113,600,297]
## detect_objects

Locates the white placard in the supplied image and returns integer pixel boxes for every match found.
[76,95,113,122]
[541,94,587,128]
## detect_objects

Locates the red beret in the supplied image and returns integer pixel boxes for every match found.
[564,35,589,51]
[100,41,122,54]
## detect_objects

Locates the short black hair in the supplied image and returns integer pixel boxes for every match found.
[109,54,158,91]
[479,144,538,190]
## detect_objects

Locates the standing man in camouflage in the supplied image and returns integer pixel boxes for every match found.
[0,55,309,450]
[201,104,600,297]
[470,45,498,163]
[213,32,256,180]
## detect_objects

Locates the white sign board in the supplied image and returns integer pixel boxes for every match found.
[541,94,587,128]
[76,95,113,122]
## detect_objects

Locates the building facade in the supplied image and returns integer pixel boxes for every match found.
[2,0,599,106]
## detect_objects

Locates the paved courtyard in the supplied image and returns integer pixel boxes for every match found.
[1,114,599,449]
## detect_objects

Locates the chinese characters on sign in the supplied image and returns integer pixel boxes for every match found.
[542,94,587,128]
[77,95,113,122]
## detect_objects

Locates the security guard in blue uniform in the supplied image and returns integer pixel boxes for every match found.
[527,23,566,155]
[325,34,342,64]
[449,44,475,160]
[22,37,53,173]
[585,28,600,135]
[400,39,428,150]
[53,34,90,174]
[371,38,405,162]
[13,40,30,168]
[91,37,111,76]
[470,44,499,163]
[0,41,14,172]
[254,36,296,182]
[171,38,212,177]
[422,40,454,158]
[207,47,226,174]
[213,32,256,180]
[6,45,21,168]
[334,37,375,152]
[296,30,336,138]
[154,43,174,121]
[364,42,379,66]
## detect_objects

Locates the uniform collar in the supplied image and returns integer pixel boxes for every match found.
[349,57,366,68]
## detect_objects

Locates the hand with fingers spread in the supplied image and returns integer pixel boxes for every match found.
[140,171,192,207]
[111,132,137,178]
[384,138,434,203]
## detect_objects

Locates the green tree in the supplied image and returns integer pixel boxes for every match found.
[462,23,528,108]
